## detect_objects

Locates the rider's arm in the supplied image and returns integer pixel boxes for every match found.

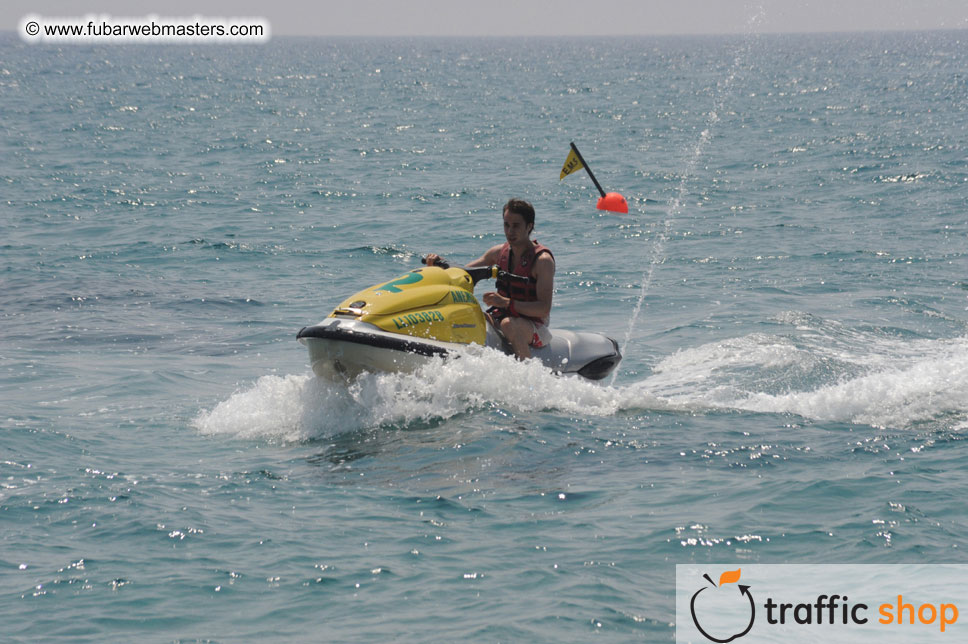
[465,245,503,268]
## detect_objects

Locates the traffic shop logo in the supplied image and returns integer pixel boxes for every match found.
[690,569,755,643]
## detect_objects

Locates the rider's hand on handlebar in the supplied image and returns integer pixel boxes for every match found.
[482,292,509,309]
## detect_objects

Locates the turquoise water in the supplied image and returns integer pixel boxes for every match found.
[2,31,968,641]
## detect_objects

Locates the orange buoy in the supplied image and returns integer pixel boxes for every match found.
[597,192,628,214]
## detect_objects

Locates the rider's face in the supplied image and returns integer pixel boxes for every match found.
[503,210,531,244]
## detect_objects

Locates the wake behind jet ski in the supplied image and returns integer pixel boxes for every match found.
[296,260,621,381]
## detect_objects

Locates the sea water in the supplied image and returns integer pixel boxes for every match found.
[2,31,967,642]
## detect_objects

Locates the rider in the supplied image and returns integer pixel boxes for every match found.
[425,199,554,360]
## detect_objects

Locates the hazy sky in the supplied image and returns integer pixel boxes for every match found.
[8,0,968,37]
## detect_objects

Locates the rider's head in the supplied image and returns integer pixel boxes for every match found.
[503,199,535,236]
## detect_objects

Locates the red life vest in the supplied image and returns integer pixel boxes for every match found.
[495,240,553,325]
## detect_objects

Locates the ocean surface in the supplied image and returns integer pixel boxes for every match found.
[2,29,967,642]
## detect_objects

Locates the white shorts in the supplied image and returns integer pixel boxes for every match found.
[528,319,552,348]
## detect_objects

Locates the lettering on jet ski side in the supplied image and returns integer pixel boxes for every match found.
[450,290,477,304]
[392,310,446,329]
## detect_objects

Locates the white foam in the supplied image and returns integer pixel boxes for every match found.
[192,348,670,443]
[193,333,968,443]
[736,337,968,428]
[645,330,968,429]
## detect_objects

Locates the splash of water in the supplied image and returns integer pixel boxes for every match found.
[612,7,766,384]
[645,322,968,430]
[194,327,968,443]
[194,348,666,443]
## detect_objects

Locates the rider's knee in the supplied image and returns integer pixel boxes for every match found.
[500,316,514,334]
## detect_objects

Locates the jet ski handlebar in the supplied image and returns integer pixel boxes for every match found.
[421,255,532,286]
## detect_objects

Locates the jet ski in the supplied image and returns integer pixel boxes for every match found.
[297,260,621,381]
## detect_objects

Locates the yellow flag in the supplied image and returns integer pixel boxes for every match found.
[560,147,583,180]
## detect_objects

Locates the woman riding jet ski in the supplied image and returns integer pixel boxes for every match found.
[297,199,621,381]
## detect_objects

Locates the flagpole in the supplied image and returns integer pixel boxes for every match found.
[570,142,606,198]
